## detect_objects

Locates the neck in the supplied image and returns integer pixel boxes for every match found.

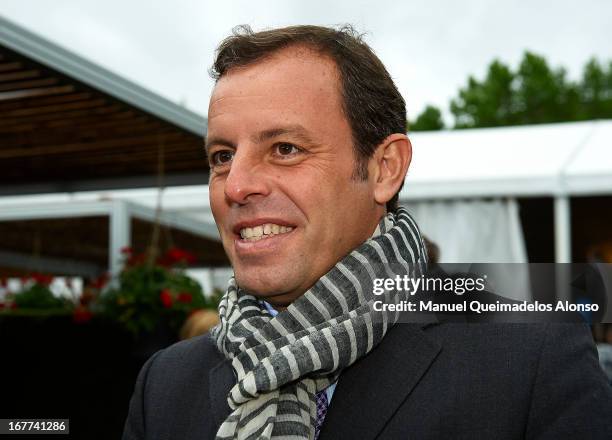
[255,289,301,310]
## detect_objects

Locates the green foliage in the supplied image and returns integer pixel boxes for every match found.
[99,262,212,336]
[1,248,222,337]
[451,60,516,128]
[12,283,70,311]
[410,105,445,131]
[580,58,612,119]
[515,52,579,124]
[450,52,612,128]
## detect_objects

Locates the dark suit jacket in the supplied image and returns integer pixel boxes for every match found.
[123,322,612,439]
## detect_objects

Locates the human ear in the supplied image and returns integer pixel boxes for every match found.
[371,134,412,205]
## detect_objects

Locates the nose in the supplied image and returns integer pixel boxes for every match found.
[223,149,270,205]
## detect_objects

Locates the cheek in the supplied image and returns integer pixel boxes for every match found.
[209,185,228,227]
[282,160,354,201]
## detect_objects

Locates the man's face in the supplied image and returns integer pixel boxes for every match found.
[207,46,384,306]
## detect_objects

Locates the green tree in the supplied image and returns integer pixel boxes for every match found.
[604,60,612,117]
[449,51,607,128]
[442,52,612,129]
[580,58,612,119]
[514,52,579,124]
[410,105,444,131]
[450,59,516,128]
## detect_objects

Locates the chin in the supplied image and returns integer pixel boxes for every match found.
[234,272,290,298]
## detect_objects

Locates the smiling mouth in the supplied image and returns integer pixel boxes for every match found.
[239,223,294,242]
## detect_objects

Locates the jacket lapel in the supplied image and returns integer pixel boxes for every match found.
[208,358,235,429]
[319,323,442,440]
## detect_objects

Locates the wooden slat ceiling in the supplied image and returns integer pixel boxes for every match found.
[0,45,209,190]
[0,216,229,276]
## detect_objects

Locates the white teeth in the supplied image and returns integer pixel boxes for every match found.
[239,223,294,241]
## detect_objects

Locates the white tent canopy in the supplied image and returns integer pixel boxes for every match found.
[401,120,612,264]
[401,120,612,200]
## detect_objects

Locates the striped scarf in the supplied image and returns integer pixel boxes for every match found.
[212,207,427,440]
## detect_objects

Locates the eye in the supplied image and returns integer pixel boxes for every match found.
[274,143,301,156]
[210,150,234,166]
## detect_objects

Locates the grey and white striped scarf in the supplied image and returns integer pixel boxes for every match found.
[212,207,427,440]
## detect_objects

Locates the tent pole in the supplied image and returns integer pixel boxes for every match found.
[554,195,571,302]
[109,200,131,276]
[554,196,571,263]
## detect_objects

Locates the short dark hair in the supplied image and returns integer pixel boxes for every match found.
[211,24,406,211]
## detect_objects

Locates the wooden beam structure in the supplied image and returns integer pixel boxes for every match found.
[0,16,210,194]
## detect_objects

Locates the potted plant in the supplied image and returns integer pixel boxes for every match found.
[98,247,219,338]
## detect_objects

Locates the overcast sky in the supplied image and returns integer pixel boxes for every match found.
[1,0,611,124]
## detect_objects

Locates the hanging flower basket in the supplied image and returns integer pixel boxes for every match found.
[0,274,75,318]
[0,247,222,339]
[97,246,221,337]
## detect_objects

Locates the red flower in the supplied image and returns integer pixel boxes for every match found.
[0,277,7,288]
[164,247,197,265]
[155,255,172,268]
[126,252,146,267]
[73,306,93,324]
[0,303,4,310]
[159,289,173,308]
[121,246,133,255]
[177,292,193,304]
[31,273,54,286]
[89,273,110,289]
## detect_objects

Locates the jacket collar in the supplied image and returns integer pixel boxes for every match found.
[319,322,442,440]
[208,322,443,439]
[208,358,234,428]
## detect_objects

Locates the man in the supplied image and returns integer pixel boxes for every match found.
[123,25,612,440]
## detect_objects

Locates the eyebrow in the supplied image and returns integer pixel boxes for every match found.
[204,136,234,152]
[205,124,317,151]
[251,125,316,145]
